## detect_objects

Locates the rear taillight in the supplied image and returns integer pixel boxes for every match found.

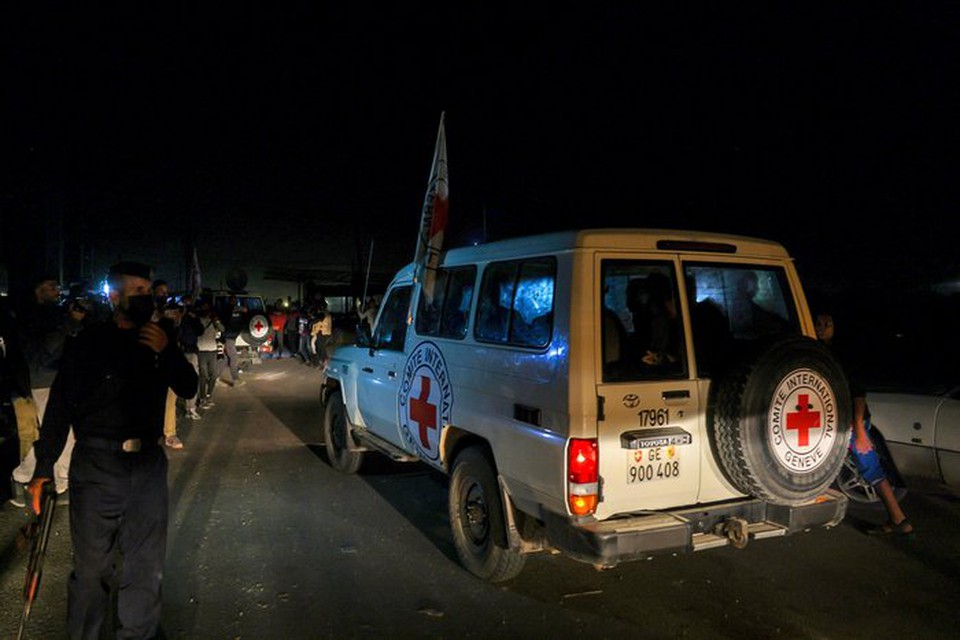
[568,438,599,516]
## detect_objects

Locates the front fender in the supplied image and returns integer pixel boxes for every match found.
[325,350,369,429]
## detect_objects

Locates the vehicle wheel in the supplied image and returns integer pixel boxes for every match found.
[834,453,908,506]
[710,336,853,505]
[323,392,363,474]
[448,447,526,582]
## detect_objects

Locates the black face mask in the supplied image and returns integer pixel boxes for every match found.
[123,294,156,327]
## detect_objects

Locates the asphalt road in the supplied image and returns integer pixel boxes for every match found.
[2,357,959,639]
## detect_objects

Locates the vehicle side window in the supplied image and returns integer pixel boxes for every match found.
[373,286,413,352]
[415,266,476,339]
[683,264,799,377]
[601,261,686,381]
[475,257,555,348]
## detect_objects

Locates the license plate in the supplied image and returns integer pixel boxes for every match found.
[626,446,681,483]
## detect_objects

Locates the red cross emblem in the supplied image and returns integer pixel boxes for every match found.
[408,376,438,448]
[786,394,821,447]
[253,318,266,333]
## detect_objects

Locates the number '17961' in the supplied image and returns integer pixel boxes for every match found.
[638,408,669,427]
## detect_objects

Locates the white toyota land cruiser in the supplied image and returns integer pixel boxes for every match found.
[320,229,851,582]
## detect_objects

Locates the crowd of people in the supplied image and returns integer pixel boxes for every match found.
[1,283,376,483]
[265,297,371,369]
[0,274,235,503]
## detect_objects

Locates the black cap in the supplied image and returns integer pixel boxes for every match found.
[109,261,154,281]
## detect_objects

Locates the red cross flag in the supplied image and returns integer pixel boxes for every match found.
[413,112,449,303]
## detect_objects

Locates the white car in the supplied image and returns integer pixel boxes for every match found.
[835,383,960,504]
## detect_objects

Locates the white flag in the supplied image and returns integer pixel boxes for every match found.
[413,112,449,302]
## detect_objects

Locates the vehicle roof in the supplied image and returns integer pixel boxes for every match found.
[392,228,791,281]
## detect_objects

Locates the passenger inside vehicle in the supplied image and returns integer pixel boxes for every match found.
[635,272,679,367]
[602,265,685,381]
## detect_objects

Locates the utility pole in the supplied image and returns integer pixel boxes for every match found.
[362,239,374,304]
[58,213,64,285]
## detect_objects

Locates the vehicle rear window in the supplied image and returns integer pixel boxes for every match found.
[683,264,799,377]
[214,295,264,316]
[601,261,687,381]
[475,257,555,348]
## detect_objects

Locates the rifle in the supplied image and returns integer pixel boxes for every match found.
[17,482,57,640]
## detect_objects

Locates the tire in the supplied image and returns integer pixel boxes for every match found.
[448,447,526,582]
[710,335,853,505]
[835,452,908,506]
[323,392,363,474]
[834,425,908,506]
[242,313,271,347]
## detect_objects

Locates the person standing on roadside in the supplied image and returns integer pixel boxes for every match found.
[285,301,301,361]
[154,279,187,450]
[221,295,246,386]
[177,293,204,420]
[195,298,224,409]
[0,302,30,502]
[9,275,86,505]
[269,299,287,359]
[816,312,914,537]
[28,261,198,639]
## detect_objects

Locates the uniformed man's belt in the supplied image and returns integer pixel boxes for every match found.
[78,436,161,453]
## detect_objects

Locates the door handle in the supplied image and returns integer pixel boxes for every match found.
[388,371,397,379]
[361,366,374,373]
[662,390,690,400]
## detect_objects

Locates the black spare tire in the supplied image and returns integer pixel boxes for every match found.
[710,335,852,505]
[241,313,271,346]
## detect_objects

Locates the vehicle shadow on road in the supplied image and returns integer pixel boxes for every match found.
[257,394,325,450]
[357,455,460,565]
[301,439,461,565]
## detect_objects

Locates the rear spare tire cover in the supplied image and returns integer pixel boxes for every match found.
[243,313,271,346]
[710,335,852,505]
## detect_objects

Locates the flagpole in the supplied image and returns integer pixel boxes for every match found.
[362,239,374,305]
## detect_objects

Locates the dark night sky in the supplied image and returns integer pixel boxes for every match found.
[4,3,960,297]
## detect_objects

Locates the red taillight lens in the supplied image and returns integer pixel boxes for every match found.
[568,438,598,484]
[568,438,599,516]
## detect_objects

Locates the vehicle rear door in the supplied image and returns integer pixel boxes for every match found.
[594,257,701,517]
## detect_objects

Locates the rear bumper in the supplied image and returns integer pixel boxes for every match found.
[542,490,848,568]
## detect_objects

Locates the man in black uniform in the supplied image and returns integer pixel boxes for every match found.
[28,261,198,639]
